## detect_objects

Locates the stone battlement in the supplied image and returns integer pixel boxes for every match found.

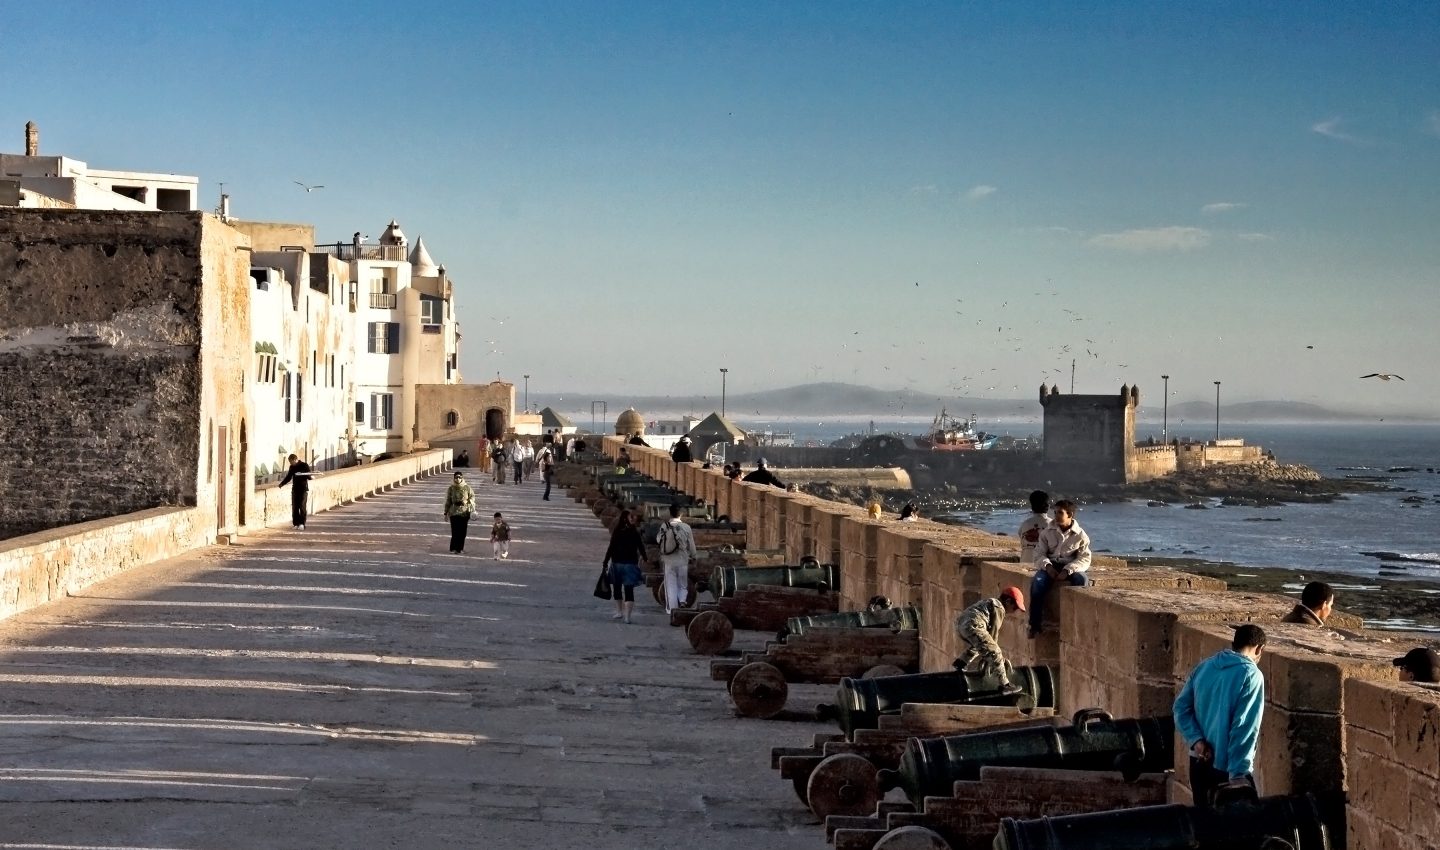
[608,436,1438,849]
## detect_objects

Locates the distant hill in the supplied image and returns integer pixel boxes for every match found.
[530,383,1431,423]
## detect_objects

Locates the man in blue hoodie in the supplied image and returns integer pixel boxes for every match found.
[1173,623,1266,807]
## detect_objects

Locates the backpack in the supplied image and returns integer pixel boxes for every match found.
[661,524,682,556]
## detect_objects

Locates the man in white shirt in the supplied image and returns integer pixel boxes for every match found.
[1017,490,1050,565]
[656,504,698,613]
[1028,498,1091,639]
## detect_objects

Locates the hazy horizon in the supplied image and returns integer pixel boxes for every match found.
[6,3,1438,418]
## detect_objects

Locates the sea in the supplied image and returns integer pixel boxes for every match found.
[737,419,1440,584]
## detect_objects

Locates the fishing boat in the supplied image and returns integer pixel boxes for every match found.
[922,408,997,451]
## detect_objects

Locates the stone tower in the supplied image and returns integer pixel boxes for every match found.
[1038,383,1140,486]
[24,121,38,156]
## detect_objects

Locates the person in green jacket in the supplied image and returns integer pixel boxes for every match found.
[443,471,476,554]
[953,586,1027,696]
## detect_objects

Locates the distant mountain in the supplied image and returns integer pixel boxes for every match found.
[530,383,1431,423]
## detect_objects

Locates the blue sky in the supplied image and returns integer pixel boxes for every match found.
[6,1,1438,417]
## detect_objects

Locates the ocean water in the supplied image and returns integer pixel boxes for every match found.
[741,419,1440,581]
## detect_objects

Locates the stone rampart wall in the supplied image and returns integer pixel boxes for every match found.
[606,436,1432,832]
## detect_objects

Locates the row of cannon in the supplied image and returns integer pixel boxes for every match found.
[566,458,1345,849]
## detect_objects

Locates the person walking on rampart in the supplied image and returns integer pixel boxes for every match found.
[1281,581,1334,626]
[278,454,313,530]
[442,471,475,554]
[477,437,491,474]
[507,438,523,486]
[671,435,693,463]
[491,439,506,483]
[656,504,698,613]
[1174,624,1267,807]
[602,510,647,624]
[521,439,536,480]
[491,512,511,559]
[952,587,1027,696]
[1027,499,1090,638]
[1018,490,1051,565]
[537,444,556,501]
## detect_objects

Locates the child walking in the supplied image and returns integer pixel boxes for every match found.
[491,512,511,560]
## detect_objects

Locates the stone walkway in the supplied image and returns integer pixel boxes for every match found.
[0,472,827,848]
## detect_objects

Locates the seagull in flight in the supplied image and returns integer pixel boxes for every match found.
[1359,373,1404,381]
[294,181,325,192]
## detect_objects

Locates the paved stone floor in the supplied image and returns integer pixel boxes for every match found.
[0,471,830,848]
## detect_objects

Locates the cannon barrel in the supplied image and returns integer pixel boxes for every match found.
[780,606,921,641]
[877,708,1173,804]
[816,665,1056,736]
[994,792,1344,850]
[709,559,836,600]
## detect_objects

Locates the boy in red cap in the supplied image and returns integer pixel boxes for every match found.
[954,586,1028,696]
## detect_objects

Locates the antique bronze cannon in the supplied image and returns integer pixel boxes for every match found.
[878,708,1173,805]
[705,558,839,600]
[779,605,921,641]
[816,665,1056,737]
[995,791,1344,850]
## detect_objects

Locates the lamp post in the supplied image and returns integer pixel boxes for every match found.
[1214,381,1222,443]
[719,368,729,418]
[523,374,530,413]
[1161,375,1170,443]
[591,401,607,434]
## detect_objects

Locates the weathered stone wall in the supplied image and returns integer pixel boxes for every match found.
[1040,385,1137,486]
[0,209,210,538]
[415,381,515,454]
[1344,678,1440,850]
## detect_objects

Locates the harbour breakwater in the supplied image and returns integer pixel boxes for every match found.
[608,436,1440,849]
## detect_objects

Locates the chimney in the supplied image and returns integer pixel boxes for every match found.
[24,121,38,156]
[219,193,231,221]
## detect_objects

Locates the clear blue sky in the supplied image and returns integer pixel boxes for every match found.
[7,1,1438,417]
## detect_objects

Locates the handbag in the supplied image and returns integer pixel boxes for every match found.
[592,565,612,600]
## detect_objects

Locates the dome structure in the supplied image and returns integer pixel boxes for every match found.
[615,408,645,436]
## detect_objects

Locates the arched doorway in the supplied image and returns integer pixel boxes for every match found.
[484,408,506,441]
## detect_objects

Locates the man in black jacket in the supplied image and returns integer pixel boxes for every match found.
[670,436,693,463]
[741,458,784,488]
[278,454,313,530]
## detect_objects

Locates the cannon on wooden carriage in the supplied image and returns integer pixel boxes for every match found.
[994,791,1345,850]
[779,604,920,642]
[876,708,1174,806]
[817,665,1057,737]
[700,558,838,600]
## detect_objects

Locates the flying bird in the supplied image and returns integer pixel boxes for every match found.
[1359,373,1404,381]
[293,181,325,192]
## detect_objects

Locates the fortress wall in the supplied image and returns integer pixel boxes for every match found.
[1344,678,1440,850]
[1128,444,1177,481]
[0,210,210,538]
[601,436,1436,831]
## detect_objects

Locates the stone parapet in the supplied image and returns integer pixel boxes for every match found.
[1344,678,1440,850]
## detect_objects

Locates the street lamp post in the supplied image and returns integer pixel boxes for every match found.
[1161,375,1170,443]
[523,375,530,413]
[590,401,607,435]
[1214,381,1222,443]
[719,368,728,418]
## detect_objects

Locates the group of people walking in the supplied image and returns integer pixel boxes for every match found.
[600,503,697,624]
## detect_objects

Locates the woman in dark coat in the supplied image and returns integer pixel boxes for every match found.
[603,510,647,623]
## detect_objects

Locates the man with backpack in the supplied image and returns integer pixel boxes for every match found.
[656,504,697,613]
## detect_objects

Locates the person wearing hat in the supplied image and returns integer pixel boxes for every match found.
[442,471,476,554]
[953,587,1028,696]
[1394,647,1440,684]
[741,457,785,488]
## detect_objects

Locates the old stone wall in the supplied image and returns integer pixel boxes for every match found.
[0,209,210,538]
[606,436,1435,835]
[1040,385,1137,486]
